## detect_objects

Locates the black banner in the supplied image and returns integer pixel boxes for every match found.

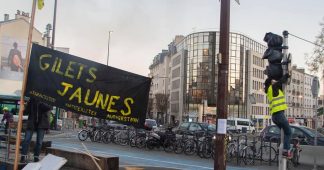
[26,44,151,128]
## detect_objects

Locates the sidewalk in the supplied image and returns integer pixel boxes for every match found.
[44,128,79,139]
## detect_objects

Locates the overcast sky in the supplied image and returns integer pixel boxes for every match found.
[1,0,323,76]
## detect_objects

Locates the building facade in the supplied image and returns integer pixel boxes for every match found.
[149,31,320,129]
[150,31,268,125]
[148,49,170,123]
[286,66,317,128]
[0,11,46,95]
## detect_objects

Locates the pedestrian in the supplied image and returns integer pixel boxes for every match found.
[91,117,96,127]
[20,98,53,163]
[264,73,291,158]
[1,107,13,134]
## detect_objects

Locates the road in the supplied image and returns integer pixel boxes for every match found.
[46,131,316,170]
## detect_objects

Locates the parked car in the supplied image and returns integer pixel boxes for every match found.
[317,127,324,135]
[174,122,216,136]
[260,125,324,146]
[227,118,255,134]
[106,120,127,129]
[144,119,159,131]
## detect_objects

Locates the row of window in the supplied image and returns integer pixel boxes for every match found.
[286,108,315,118]
[252,68,265,79]
[252,55,265,67]
[252,106,267,115]
[252,80,263,91]
[254,94,265,103]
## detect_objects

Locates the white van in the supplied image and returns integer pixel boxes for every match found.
[227,118,255,134]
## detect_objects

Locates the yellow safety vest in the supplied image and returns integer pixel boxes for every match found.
[267,85,287,115]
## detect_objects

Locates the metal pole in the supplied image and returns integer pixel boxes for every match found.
[52,0,57,49]
[313,96,318,170]
[278,30,289,170]
[215,0,230,169]
[107,31,112,65]
[14,0,37,169]
[202,99,205,122]
[52,0,59,130]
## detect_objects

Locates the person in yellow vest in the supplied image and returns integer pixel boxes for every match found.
[264,74,292,158]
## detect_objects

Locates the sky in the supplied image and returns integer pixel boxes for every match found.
[0,0,323,77]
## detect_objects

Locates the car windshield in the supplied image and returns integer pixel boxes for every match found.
[208,124,216,131]
[300,127,324,138]
[200,123,216,131]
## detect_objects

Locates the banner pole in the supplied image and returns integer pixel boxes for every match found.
[14,0,37,169]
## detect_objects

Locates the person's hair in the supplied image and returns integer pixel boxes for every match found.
[13,42,18,48]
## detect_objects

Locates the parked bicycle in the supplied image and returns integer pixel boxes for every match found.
[287,137,302,169]
[78,126,97,142]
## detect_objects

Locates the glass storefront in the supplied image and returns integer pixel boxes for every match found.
[181,32,266,122]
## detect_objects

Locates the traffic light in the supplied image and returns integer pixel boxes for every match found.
[262,32,284,80]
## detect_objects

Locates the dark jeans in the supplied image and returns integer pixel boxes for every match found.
[272,110,291,150]
[21,129,45,158]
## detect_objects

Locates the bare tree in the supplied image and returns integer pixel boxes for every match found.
[305,17,324,73]
[155,93,169,124]
[147,97,153,118]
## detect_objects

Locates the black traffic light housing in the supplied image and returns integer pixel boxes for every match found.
[262,32,284,81]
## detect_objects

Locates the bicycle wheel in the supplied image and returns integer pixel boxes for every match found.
[174,139,184,154]
[118,132,129,146]
[184,140,196,155]
[94,130,103,142]
[292,149,299,167]
[226,143,237,162]
[89,130,96,142]
[130,137,136,147]
[245,146,256,165]
[78,130,89,141]
[200,141,212,159]
[163,139,174,153]
[239,146,249,165]
[261,146,277,162]
[102,131,111,144]
[136,136,146,149]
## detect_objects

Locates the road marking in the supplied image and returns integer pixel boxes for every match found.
[119,165,182,170]
[52,143,213,169]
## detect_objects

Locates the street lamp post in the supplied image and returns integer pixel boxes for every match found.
[107,31,113,65]
[202,99,205,122]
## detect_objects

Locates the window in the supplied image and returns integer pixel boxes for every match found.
[172,79,180,89]
[268,126,280,135]
[172,55,181,66]
[179,123,190,130]
[291,127,304,138]
[189,123,202,131]
[227,120,235,126]
[203,49,209,56]
[237,121,249,126]
[172,67,180,78]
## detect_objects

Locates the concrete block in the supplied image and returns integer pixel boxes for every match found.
[46,147,119,170]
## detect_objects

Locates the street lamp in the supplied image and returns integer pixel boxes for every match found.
[107,30,113,65]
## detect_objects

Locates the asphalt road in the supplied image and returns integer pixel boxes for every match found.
[46,132,315,170]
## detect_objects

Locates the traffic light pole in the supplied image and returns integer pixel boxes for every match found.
[278,31,289,170]
[215,0,230,169]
